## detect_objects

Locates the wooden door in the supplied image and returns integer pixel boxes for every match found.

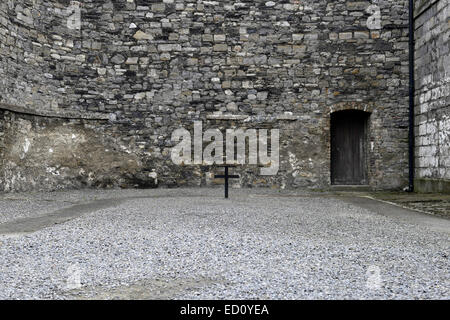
[331,110,368,185]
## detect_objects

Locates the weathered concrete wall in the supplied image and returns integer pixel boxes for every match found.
[0,0,411,192]
[414,0,450,193]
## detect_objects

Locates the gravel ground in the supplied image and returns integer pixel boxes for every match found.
[0,188,448,300]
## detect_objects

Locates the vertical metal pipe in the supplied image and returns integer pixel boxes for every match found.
[225,166,229,199]
[408,0,415,192]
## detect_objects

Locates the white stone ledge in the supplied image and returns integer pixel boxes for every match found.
[206,113,301,121]
[206,114,249,121]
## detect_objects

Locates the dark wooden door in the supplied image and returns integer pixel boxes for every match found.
[331,111,368,185]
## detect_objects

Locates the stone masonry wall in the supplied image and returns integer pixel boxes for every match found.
[414,0,450,192]
[0,0,411,192]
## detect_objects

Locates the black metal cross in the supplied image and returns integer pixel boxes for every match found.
[215,165,239,199]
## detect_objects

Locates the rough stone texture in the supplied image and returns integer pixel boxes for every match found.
[414,0,450,193]
[0,0,412,191]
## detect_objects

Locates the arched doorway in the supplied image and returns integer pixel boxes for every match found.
[331,110,370,185]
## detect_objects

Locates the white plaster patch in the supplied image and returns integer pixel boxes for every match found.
[120,145,132,154]
[288,152,301,177]
[19,138,32,160]
[46,167,60,176]
[23,138,31,154]
[149,171,158,184]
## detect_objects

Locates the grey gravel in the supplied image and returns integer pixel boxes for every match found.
[0,188,448,300]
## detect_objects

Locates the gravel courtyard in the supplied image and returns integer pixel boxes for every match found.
[0,188,448,300]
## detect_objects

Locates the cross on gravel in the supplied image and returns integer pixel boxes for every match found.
[215,165,239,199]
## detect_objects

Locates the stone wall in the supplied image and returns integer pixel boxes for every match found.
[0,0,411,192]
[0,110,161,192]
[414,0,450,192]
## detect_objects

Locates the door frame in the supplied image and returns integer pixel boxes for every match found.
[330,109,371,185]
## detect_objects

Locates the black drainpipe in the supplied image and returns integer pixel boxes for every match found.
[408,0,415,192]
